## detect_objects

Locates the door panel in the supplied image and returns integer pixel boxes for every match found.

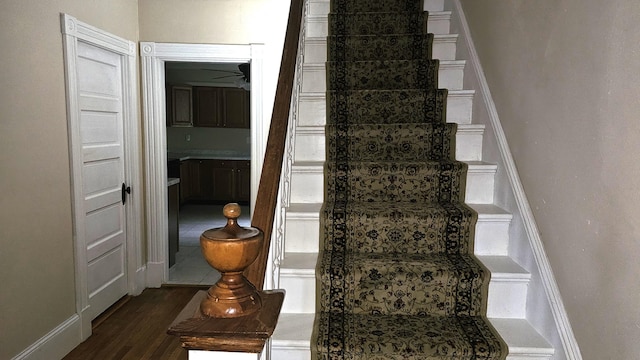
[77,40,128,320]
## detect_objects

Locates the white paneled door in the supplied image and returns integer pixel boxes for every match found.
[62,14,141,339]
[76,41,128,321]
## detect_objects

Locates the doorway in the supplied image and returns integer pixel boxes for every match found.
[140,42,265,287]
[164,61,253,284]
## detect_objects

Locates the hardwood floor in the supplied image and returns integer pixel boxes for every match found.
[64,286,207,360]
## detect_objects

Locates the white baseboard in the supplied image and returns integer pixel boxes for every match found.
[11,315,81,360]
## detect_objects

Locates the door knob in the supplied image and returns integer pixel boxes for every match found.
[122,183,131,205]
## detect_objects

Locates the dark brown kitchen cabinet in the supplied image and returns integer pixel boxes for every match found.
[192,86,249,129]
[180,159,250,203]
[211,160,251,203]
[193,87,222,127]
[222,88,250,129]
[167,85,193,127]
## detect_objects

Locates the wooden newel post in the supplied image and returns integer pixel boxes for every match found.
[168,203,285,358]
[199,203,262,318]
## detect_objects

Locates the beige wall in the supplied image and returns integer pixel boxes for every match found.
[138,0,291,132]
[0,0,138,358]
[459,1,640,358]
[1,0,289,357]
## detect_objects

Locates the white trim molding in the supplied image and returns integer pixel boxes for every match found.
[450,1,583,358]
[60,13,143,341]
[11,315,80,360]
[140,42,265,287]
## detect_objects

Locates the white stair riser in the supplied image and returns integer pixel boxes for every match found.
[446,91,474,125]
[293,126,482,162]
[304,35,458,65]
[456,129,483,162]
[424,0,445,12]
[487,281,528,319]
[307,13,451,38]
[301,61,464,93]
[284,209,511,256]
[290,164,494,204]
[270,348,310,360]
[298,95,326,126]
[308,0,330,17]
[506,355,553,360]
[280,274,316,313]
[465,166,495,204]
[298,90,473,127]
[285,215,320,253]
[474,218,511,256]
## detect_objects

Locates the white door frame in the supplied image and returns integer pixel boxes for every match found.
[61,14,144,340]
[140,42,265,287]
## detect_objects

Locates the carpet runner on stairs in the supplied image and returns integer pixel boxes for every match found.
[313,0,508,358]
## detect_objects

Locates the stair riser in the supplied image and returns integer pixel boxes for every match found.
[487,281,528,319]
[284,211,511,256]
[280,274,316,313]
[289,164,494,204]
[297,90,473,126]
[305,36,458,64]
[293,125,483,162]
[424,0,445,12]
[270,348,310,360]
[306,13,451,38]
[303,62,465,93]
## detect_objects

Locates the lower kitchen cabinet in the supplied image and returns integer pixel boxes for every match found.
[180,159,250,204]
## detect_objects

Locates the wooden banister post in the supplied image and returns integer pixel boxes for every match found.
[168,204,284,358]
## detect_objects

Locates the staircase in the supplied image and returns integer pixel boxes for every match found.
[271,0,557,358]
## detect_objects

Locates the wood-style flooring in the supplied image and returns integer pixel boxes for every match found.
[64,286,207,360]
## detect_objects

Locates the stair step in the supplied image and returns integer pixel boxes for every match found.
[297,89,474,126]
[294,123,483,162]
[305,34,459,65]
[489,318,555,360]
[272,316,554,360]
[290,161,496,204]
[280,253,317,314]
[306,11,452,38]
[478,255,530,319]
[285,203,512,257]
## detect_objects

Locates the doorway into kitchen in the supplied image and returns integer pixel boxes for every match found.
[140,42,265,288]
[165,61,253,285]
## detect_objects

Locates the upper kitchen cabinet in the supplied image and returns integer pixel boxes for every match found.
[167,85,193,127]
[193,86,222,127]
[192,86,249,129]
[222,88,250,129]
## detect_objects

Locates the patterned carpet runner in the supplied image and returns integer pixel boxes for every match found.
[313,0,507,359]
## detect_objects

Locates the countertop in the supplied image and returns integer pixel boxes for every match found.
[168,150,250,161]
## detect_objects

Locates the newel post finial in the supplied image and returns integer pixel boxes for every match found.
[199,203,263,318]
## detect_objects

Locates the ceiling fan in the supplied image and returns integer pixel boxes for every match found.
[204,63,250,89]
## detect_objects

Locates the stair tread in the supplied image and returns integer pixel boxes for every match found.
[287,202,323,214]
[488,318,555,355]
[476,255,531,280]
[467,203,513,219]
[281,252,318,271]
